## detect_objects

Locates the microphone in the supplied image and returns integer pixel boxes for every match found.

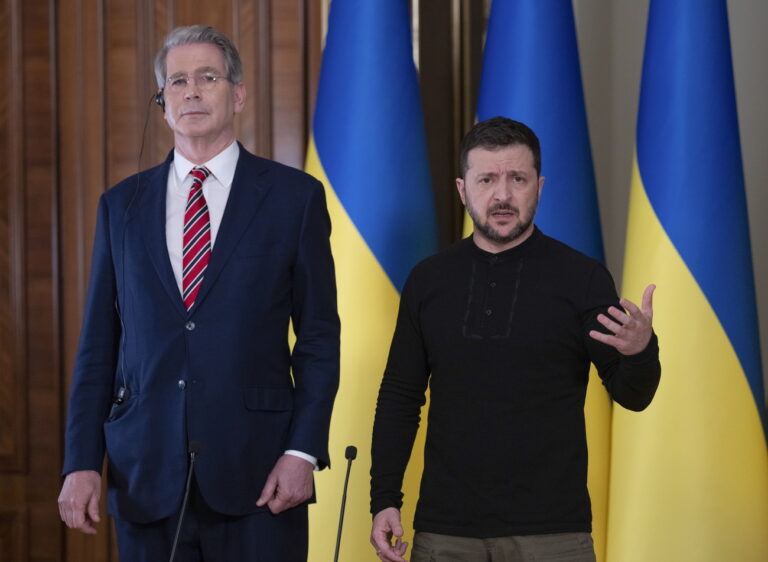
[169,442,200,562]
[333,445,357,562]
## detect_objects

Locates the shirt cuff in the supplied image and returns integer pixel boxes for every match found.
[284,450,319,470]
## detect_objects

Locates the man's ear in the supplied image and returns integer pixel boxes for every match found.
[456,177,467,206]
[233,82,247,114]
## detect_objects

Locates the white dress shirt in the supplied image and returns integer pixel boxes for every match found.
[165,141,317,468]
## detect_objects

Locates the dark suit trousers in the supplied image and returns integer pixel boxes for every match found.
[114,477,308,562]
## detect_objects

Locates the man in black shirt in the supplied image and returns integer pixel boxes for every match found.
[369,117,660,562]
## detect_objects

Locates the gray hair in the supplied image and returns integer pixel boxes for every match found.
[154,25,244,88]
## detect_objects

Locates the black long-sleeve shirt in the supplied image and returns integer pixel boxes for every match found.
[370,228,660,538]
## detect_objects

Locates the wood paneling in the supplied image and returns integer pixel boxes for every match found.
[270,0,306,167]
[0,0,26,476]
[0,8,29,562]
[15,0,64,561]
[236,0,274,156]
[0,509,27,562]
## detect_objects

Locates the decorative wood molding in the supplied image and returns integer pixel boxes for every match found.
[0,509,27,562]
[0,0,26,474]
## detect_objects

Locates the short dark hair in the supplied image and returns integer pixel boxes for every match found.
[154,25,244,88]
[459,117,541,177]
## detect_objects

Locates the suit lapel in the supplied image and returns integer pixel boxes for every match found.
[188,147,272,313]
[136,152,188,318]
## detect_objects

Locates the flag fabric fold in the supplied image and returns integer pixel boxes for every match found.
[474,2,610,558]
[608,1,768,560]
[305,1,438,559]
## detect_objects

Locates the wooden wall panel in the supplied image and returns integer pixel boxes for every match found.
[21,0,62,560]
[0,2,29,561]
[0,509,27,562]
[58,3,115,556]
[237,0,274,157]
[175,0,233,35]
[106,0,143,184]
[59,0,104,397]
[271,0,306,168]
[0,0,26,476]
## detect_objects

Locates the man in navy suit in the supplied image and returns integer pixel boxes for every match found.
[57,25,340,561]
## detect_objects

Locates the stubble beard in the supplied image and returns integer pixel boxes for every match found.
[466,201,537,246]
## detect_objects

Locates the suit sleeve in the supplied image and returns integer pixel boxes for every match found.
[287,180,340,469]
[61,195,121,474]
[583,263,661,411]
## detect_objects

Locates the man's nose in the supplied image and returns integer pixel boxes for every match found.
[492,180,514,201]
[183,81,202,99]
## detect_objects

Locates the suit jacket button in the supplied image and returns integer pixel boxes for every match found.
[178,380,186,390]
[185,321,195,331]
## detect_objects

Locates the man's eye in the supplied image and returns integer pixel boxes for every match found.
[201,75,217,83]
[171,77,187,87]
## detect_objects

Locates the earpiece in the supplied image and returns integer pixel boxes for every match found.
[155,88,165,112]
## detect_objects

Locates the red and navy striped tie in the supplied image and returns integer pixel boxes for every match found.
[182,166,212,311]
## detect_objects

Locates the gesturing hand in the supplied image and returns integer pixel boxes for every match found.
[589,284,655,355]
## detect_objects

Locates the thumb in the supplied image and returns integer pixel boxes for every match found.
[391,516,404,538]
[642,284,656,314]
[256,474,277,507]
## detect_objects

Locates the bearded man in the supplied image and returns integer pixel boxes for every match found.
[369,117,660,562]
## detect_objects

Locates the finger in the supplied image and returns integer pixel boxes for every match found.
[374,527,406,562]
[378,547,405,562]
[80,519,98,534]
[371,530,392,552]
[256,475,277,507]
[87,492,101,524]
[618,297,642,318]
[606,305,630,324]
[69,503,86,529]
[642,284,656,317]
[596,314,623,335]
[589,330,619,347]
[267,497,289,514]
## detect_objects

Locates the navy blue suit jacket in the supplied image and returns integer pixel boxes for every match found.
[62,145,340,523]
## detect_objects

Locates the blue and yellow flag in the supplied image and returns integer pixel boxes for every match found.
[305,1,438,559]
[474,2,610,558]
[608,1,768,560]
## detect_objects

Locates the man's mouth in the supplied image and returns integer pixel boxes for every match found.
[489,206,517,217]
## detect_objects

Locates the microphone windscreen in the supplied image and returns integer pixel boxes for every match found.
[345,445,357,460]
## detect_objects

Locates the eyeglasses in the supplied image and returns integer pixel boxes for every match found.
[165,72,229,93]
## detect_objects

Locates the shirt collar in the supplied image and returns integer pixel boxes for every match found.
[172,141,240,189]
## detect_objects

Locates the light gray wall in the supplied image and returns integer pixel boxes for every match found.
[573,0,767,406]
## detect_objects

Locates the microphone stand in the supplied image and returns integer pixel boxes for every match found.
[333,445,357,562]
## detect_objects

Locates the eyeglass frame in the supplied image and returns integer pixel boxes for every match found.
[164,71,231,93]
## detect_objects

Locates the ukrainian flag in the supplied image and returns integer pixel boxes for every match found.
[305,1,438,559]
[608,2,768,560]
[474,2,610,558]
